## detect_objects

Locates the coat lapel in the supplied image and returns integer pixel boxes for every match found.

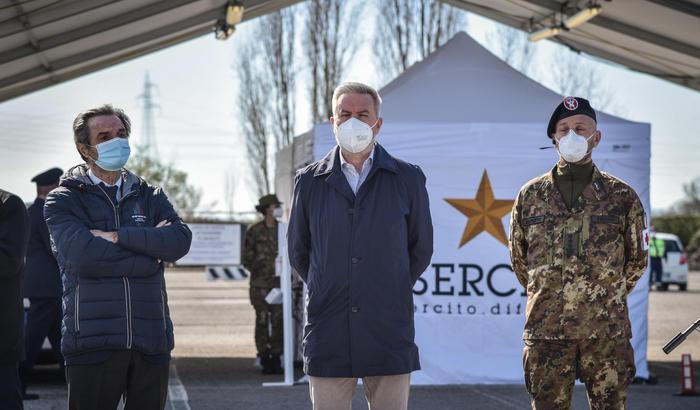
[356,144,399,202]
[314,146,355,203]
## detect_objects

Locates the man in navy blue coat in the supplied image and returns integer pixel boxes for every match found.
[44,105,192,410]
[19,167,64,400]
[0,189,30,410]
[288,82,433,410]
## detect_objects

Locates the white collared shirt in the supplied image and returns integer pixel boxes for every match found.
[87,167,124,202]
[339,145,375,195]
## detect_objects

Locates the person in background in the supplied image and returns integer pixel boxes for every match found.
[648,228,666,289]
[19,168,65,400]
[0,188,31,410]
[242,194,284,375]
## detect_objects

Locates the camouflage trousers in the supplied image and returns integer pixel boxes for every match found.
[249,286,283,356]
[523,337,635,410]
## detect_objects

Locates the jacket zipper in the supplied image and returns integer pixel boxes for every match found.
[96,184,138,349]
[123,277,132,348]
[75,285,80,333]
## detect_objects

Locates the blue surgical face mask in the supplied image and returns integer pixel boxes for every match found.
[88,137,131,171]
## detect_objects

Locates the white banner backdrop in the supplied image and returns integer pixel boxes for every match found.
[313,120,651,384]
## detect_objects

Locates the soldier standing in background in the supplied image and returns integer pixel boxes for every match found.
[19,168,65,400]
[243,194,283,375]
[509,97,649,410]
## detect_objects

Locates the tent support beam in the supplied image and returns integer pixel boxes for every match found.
[0,0,119,38]
[0,0,302,103]
[646,0,700,18]
[0,0,205,65]
[0,9,222,92]
[439,0,531,30]
[557,36,700,90]
[523,0,700,59]
[9,0,53,74]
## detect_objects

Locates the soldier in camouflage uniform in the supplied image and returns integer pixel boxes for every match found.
[243,194,284,374]
[509,97,649,410]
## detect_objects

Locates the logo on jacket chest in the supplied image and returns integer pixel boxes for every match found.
[130,204,148,225]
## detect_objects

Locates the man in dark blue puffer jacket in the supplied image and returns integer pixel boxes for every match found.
[44,104,192,410]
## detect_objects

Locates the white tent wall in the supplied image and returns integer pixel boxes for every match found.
[279,32,652,384]
[275,129,315,208]
[311,121,650,384]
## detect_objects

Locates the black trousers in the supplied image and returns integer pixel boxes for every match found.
[66,350,169,410]
[650,256,663,284]
[19,298,64,392]
[0,363,23,410]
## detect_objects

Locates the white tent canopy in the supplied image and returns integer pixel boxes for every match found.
[278,32,651,384]
[378,29,633,125]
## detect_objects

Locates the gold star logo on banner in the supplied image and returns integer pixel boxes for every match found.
[445,170,515,248]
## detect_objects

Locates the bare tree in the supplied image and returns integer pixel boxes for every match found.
[488,24,536,76]
[224,169,239,216]
[305,0,363,123]
[129,147,202,220]
[235,9,297,198]
[551,48,612,111]
[260,9,296,149]
[375,0,413,77]
[673,178,700,215]
[374,0,465,80]
[237,42,271,199]
[416,0,461,59]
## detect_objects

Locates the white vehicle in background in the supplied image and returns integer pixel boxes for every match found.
[653,233,689,291]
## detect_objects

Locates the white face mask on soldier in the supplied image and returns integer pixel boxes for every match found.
[272,207,283,219]
[334,117,378,154]
[557,129,594,163]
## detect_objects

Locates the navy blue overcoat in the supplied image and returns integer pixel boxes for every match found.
[288,144,433,377]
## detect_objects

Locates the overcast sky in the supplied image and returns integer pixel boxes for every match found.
[1,8,698,214]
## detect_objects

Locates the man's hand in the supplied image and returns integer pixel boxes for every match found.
[90,221,169,243]
[90,230,118,243]
[154,220,171,264]
[156,219,171,228]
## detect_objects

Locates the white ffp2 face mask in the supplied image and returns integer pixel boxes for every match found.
[272,207,283,219]
[334,117,378,154]
[557,129,595,163]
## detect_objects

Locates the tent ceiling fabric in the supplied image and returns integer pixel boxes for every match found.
[442,0,700,92]
[0,0,300,103]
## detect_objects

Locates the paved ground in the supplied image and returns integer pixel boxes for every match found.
[23,269,700,409]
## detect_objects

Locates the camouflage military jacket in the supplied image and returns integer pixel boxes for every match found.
[509,164,648,340]
[242,220,279,288]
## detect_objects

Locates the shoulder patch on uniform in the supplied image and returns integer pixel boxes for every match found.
[642,228,650,251]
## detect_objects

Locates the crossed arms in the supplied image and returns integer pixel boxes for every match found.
[44,188,192,278]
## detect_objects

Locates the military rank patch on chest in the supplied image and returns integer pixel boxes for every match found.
[591,215,620,224]
[522,215,545,226]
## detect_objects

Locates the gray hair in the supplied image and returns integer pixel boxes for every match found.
[332,82,382,117]
[73,104,131,161]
